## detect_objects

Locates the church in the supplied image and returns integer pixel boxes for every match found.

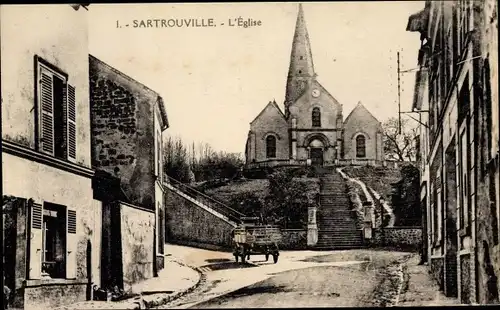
[245,4,384,167]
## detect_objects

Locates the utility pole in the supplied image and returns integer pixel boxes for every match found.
[397,51,402,135]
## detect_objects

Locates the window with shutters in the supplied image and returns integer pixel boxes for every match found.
[37,58,76,162]
[29,201,77,280]
[40,203,67,279]
[157,130,162,179]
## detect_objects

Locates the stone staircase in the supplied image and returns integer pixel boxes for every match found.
[315,168,365,249]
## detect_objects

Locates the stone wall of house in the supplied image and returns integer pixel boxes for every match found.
[474,0,500,304]
[430,257,445,291]
[119,203,155,292]
[280,229,307,250]
[372,227,422,250]
[89,55,157,209]
[165,186,237,249]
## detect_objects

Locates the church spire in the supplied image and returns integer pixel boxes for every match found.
[284,3,316,114]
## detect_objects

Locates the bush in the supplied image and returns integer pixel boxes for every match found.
[263,169,319,229]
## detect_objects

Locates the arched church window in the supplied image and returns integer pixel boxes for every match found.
[312,107,321,127]
[266,135,276,158]
[356,135,366,158]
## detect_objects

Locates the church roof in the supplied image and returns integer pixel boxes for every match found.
[285,4,316,105]
[288,4,315,77]
[250,99,286,125]
[343,101,382,128]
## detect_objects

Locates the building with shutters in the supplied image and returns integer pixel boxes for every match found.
[89,55,169,291]
[407,0,499,304]
[1,4,102,309]
[244,4,384,169]
[1,3,170,308]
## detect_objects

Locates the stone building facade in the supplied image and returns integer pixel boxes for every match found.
[408,0,499,304]
[1,4,101,309]
[89,55,170,285]
[245,4,384,168]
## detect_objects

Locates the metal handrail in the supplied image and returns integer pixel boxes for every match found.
[165,175,245,222]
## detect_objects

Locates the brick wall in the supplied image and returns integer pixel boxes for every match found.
[90,55,157,209]
[165,186,237,249]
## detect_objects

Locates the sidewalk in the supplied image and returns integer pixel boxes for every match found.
[397,255,461,306]
[57,255,201,310]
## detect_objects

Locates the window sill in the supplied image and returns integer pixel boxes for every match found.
[2,140,94,178]
[25,278,87,288]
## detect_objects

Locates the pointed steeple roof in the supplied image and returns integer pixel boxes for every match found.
[287,4,315,79]
[284,4,316,112]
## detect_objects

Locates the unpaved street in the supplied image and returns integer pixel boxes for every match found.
[158,245,412,308]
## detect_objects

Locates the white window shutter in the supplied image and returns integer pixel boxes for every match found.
[39,69,54,155]
[28,201,43,279]
[66,85,77,162]
[66,209,77,279]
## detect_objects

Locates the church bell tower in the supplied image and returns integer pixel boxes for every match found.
[284,3,316,118]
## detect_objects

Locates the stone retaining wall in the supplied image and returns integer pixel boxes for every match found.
[280,229,307,250]
[165,185,237,249]
[372,227,422,250]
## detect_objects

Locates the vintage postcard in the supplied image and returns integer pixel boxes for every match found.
[1,1,499,309]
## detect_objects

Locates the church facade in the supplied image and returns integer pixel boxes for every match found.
[245,4,384,168]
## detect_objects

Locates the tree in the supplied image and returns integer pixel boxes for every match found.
[382,117,418,161]
[163,136,191,183]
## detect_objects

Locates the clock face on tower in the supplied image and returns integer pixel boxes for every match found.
[312,89,320,98]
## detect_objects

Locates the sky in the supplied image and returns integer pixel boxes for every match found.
[88,1,425,154]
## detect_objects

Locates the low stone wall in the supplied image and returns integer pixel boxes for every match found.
[165,185,237,250]
[119,203,155,292]
[372,227,422,250]
[430,256,445,291]
[280,229,307,250]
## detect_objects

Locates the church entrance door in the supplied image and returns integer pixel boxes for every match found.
[310,148,323,166]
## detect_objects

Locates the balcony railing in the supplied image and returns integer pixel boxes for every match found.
[165,175,245,224]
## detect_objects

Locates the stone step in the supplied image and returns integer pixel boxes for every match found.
[319,226,358,230]
[316,241,364,246]
[318,218,357,222]
[318,217,357,222]
[318,220,357,224]
[314,245,366,250]
[318,221,357,225]
[319,232,361,236]
[319,232,361,235]
[319,225,358,229]
[317,236,363,241]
